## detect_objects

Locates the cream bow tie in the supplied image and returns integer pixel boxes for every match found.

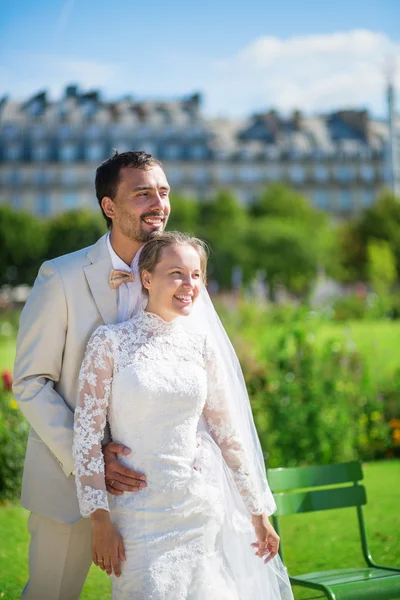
[109,269,135,289]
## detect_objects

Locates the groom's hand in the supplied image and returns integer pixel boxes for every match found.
[103,442,147,496]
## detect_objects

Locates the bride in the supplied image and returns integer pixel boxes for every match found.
[73,231,293,599]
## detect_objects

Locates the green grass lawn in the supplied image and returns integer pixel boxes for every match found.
[236,317,400,387]
[0,460,398,600]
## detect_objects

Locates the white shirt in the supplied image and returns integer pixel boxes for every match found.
[106,233,143,322]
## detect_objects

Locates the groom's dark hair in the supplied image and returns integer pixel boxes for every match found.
[95,150,163,228]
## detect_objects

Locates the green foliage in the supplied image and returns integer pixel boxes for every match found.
[5,186,398,292]
[0,206,48,286]
[248,218,319,294]
[46,209,106,260]
[199,189,251,288]
[229,308,393,467]
[0,387,29,501]
[250,183,320,224]
[166,193,200,234]
[331,293,369,321]
[339,190,400,282]
[367,239,397,295]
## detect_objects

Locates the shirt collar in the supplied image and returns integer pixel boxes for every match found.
[106,232,134,271]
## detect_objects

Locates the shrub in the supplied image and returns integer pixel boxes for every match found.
[235,317,392,467]
[0,379,29,501]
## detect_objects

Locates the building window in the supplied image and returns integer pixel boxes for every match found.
[338,189,353,212]
[288,165,305,183]
[264,147,280,160]
[3,169,21,185]
[359,164,375,182]
[190,145,208,160]
[239,166,259,182]
[361,189,374,207]
[136,125,151,138]
[33,169,52,185]
[334,165,356,183]
[59,143,77,162]
[35,193,51,216]
[32,143,49,162]
[85,143,104,162]
[31,125,46,140]
[167,167,183,185]
[5,144,22,161]
[164,145,181,160]
[313,165,329,182]
[59,125,72,140]
[84,124,101,140]
[312,189,329,210]
[2,124,18,139]
[63,192,80,210]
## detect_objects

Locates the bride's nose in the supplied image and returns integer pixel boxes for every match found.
[182,277,194,289]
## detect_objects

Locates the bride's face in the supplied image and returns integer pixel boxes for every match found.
[142,243,202,321]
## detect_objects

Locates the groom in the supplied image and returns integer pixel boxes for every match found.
[13,151,172,599]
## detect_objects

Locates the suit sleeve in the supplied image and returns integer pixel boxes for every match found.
[13,260,75,477]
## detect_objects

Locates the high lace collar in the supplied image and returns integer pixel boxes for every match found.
[134,308,181,333]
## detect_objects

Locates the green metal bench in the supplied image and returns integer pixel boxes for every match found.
[267,461,400,600]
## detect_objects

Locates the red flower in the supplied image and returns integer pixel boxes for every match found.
[2,370,13,392]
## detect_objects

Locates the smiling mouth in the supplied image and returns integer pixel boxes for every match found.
[174,294,193,304]
[142,215,164,226]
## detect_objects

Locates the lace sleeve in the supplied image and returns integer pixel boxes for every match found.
[73,326,114,518]
[203,336,264,515]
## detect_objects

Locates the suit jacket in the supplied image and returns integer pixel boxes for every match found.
[13,234,118,524]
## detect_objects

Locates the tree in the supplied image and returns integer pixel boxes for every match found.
[250,183,322,227]
[340,191,400,282]
[0,206,48,285]
[248,217,319,295]
[46,210,106,260]
[247,184,334,294]
[166,194,200,234]
[198,190,251,288]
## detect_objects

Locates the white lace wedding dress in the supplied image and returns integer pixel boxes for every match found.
[73,310,293,600]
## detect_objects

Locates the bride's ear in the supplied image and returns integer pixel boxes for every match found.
[141,270,152,291]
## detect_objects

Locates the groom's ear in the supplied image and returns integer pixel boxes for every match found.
[101,196,115,222]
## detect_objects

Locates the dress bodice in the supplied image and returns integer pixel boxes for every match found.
[73,310,265,518]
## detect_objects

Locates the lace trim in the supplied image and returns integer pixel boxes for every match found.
[135,309,182,333]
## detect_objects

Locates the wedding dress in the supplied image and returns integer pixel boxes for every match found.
[73,309,293,600]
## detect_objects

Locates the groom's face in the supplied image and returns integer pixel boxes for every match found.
[103,165,171,242]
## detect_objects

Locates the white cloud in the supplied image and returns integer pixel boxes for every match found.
[209,30,400,116]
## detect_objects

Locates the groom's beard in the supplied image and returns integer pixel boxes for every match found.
[116,211,168,243]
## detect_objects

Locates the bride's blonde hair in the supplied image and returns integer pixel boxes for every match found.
[138,232,209,288]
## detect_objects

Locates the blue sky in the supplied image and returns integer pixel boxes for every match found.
[0,0,399,117]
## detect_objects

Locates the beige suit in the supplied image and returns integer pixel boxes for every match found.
[13,234,118,599]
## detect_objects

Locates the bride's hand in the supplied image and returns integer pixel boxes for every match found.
[90,510,126,577]
[251,513,280,564]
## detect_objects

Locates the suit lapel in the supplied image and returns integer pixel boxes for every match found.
[84,235,118,325]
